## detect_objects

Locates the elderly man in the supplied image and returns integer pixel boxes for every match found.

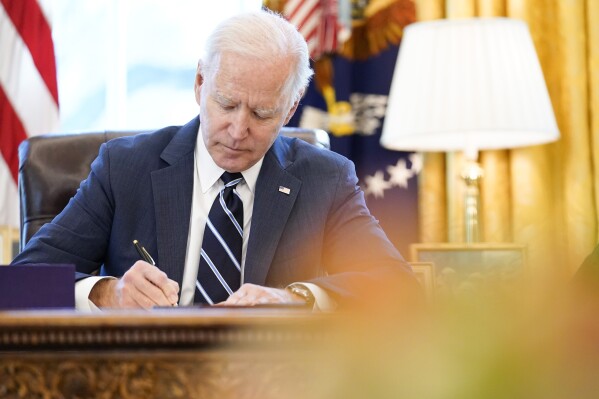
[13,10,417,310]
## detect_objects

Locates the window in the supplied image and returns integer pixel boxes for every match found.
[52,0,262,131]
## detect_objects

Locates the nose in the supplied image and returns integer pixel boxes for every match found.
[229,108,250,140]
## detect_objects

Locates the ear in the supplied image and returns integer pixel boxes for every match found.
[194,62,204,106]
[283,89,304,125]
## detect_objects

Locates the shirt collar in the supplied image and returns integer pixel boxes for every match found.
[195,124,263,194]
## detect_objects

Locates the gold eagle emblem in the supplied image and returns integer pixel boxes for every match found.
[264,0,416,136]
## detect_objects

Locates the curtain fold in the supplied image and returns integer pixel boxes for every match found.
[413,0,599,278]
[588,0,599,244]
[414,0,447,243]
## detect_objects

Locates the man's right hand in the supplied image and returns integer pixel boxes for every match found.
[88,261,179,309]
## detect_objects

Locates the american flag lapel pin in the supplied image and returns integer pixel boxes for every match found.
[278,186,291,195]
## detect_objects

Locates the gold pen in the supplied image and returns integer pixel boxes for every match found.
[132,240,178,306]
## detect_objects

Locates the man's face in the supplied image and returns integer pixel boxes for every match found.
[194,52,300,173]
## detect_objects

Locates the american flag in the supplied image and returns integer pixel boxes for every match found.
[0,0,59,227]
[283,0,344,59]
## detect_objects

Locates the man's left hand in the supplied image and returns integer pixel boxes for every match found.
[217,283,306,306]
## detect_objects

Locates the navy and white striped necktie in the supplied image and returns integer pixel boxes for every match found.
[195,172,243,304]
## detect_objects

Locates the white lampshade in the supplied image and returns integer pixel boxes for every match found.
[380,18,560,156]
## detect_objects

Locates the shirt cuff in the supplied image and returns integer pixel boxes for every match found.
[75,276,112,312]
[292,282,337,312]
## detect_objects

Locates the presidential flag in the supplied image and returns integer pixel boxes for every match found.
[0,0,59,228]
[268,0,418,257]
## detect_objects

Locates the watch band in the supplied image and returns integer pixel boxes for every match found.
[286,283,315,307]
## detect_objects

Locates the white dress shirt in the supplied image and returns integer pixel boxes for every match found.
[75,125,334,310]
[179,126,262,305]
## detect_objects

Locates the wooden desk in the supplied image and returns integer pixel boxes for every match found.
[0,308,336,399]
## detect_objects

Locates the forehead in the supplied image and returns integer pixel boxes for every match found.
[209,53,291,108]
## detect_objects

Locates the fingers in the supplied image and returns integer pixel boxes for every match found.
[218,283,301,306]
[142,264,180,305]
[116,261,179,309]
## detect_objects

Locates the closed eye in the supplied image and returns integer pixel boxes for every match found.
[253,112,270,120]
[213,93,235,111]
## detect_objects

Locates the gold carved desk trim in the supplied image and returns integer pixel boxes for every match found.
[0,308,336,399]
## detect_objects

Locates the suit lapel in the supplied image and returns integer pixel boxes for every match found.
[151,118,198,286]
[244,138,301,285]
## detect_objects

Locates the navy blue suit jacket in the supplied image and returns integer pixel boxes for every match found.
[13,117,415,304]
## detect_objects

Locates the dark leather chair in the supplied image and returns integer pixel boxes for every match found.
[18,127,329,250]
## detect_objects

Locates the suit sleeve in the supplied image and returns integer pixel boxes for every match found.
[307,157,420,306]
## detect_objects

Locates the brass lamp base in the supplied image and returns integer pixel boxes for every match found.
[461,160,484,243]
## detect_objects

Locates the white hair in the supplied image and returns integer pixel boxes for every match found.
[200,9,313,106]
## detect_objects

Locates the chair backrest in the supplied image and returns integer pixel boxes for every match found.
[18,127,329,250]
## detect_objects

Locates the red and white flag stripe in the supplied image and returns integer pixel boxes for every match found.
[284,0,341,59]
[0,0,59,228]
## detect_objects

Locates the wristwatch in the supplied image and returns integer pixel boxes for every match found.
[286,283,315,307]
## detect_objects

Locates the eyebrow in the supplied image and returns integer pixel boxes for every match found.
[213,91,279,116]
[213,91,235,106]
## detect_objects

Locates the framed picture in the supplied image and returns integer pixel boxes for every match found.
[0,226,20,264]
[410,261,436,301]
[410,243,527,295]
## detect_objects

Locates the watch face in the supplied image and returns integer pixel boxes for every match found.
[288,285,315,306]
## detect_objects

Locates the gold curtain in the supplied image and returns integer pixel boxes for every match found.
[413,0,599,278]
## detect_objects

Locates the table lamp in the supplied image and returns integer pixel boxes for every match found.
[380,18,560,243]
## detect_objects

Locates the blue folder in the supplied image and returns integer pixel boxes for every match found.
[0,264,75,310]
